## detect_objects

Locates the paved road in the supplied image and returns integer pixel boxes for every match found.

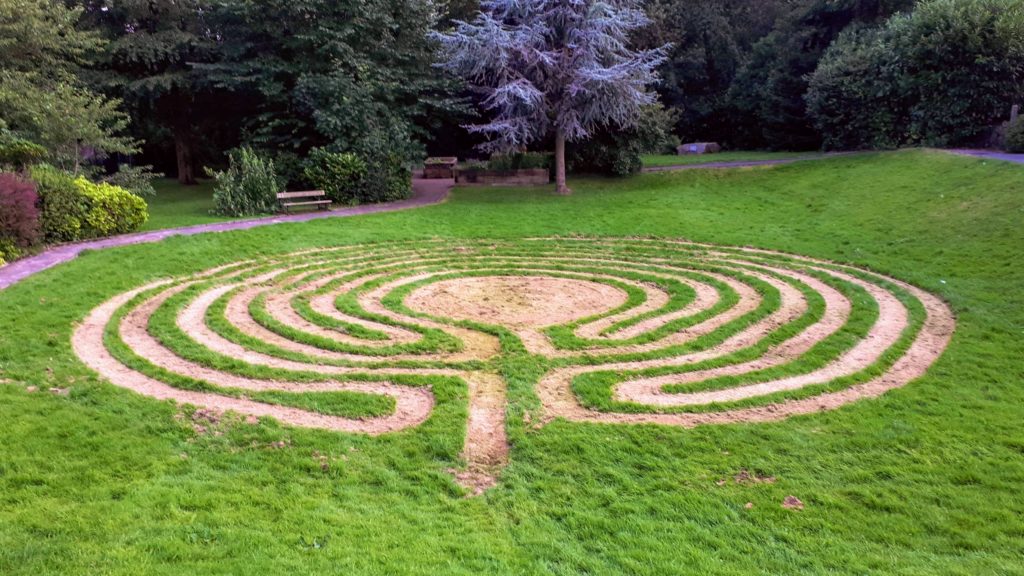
[949,149,1024,164]
[0,177,454,291]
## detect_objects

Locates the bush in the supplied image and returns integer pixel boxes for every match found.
[1006,117,1024,153]
[0,132,46,171]
[0,173,41,255]
[488,152,552,171]
[303,149,367,204]
[807,0,1024,149]
[102,164,161,197]
[30,165,89,243]
[206,147,281,217]
[569,104,679,176]
[272,151,313,190]
[349,129,413,204]
[74,177,149,236]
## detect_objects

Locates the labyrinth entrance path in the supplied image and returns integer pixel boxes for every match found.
[72,238,955,494]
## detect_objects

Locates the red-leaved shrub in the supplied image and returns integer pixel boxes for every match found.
[0,172,41,251]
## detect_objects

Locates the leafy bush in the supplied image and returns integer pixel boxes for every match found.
[0,173,41,255]
[102,164,161,197]
[206,147,281,216]
[303,149,367,204]
[1005,117,1024,153]
[272,151,313,190]
[569,104,679,176]
[30,165,89,243]
[487,152,552,171]
[349,129,413,204]
[807,0,1024,149]
[0,132,46,171]
[74,177,149,236]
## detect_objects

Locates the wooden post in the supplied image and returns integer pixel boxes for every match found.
[1011,104,1019,124]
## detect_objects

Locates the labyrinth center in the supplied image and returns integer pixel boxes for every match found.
[71,238,955,490]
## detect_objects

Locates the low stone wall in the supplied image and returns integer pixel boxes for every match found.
[456,168,550,186]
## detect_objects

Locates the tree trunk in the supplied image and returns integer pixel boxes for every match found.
[174,126,197,186]
[554,129,572,195]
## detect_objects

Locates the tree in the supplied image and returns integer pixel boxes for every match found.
[726,0,914,149]
[434,0,668,195]
[807,0,1024,149]
[0,0,136,172]
[77,0,221,185]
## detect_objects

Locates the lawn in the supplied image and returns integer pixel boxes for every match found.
[642,150,822,167]
[142,178,230,231]
[1,150,1022,575]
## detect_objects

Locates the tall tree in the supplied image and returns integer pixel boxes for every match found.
[0,0,135,172]
[434,0,668,195]
[78,0,219,185]
[208,0,453,161]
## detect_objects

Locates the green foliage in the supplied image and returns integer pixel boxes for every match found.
[350,130,413,204]
[101,164,161,197]
[209,0,451,167]
[0,0,136,171]
[569,105,680,176]
[207,147,280,217]
[303,149,368,205]
[807,0,1024,149]
[0,236,15,263]
[487,152,551,171]
[30,164,88,243]
[73,177,149,236]
[725,0,914,150]
[1005,117,1024,152]
[0,131,46,170]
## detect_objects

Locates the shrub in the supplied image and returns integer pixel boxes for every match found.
[303,149,368,204]
[1005,117,1024,153]
[0,173,41,255]
[30,165,89,243]
[807,0,1024,149]
[102,164,161,197]
[272,151,313,190]
[569,104,679,176]
[206,147,281,217]
[0,132,46,171]
[488,152,552,172]
[74,177,149,236]
[350,129,413,204]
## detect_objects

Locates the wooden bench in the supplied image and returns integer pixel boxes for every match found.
[276,190,332,213]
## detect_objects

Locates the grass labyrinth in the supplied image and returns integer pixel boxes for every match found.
[72,237,953,493]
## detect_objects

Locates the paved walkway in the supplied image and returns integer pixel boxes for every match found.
[0,178,453,291]
[949,149,1024,164]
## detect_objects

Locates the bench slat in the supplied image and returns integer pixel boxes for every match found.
[277,190,326,199]
[281,200,332,207]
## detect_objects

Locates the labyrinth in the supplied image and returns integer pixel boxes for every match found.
[71,238,955,493]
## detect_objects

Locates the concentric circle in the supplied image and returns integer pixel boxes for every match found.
[71,238,955,492]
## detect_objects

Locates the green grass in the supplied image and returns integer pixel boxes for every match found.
[642,150,822,167]
[142,178,232,231]
[2,150,1023,574]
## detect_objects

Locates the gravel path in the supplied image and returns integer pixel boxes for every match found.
[0,177,454,291]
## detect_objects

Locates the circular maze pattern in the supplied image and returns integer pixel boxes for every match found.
[72,238,954,491]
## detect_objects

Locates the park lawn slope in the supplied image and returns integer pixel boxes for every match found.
[0,150,1022,575]
[642,150,822,167]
